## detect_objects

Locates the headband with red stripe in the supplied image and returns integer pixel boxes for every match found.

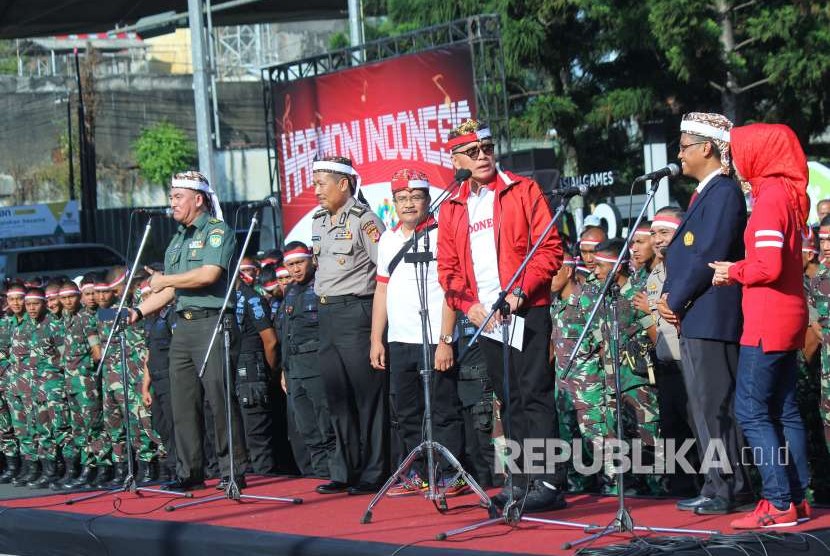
[819,227,830,239]
[634,224,651,236]
[651,215,682,230]
[94,283,111,291]
[108,271,127,288]
[260,257,280,268]
[594,254,620,264]
[263,279,280,290]
[6,287,24,298]
[80,283,95,292]
[24,294,46,301]
[276,267,290,278]
[283,246,312,262]
[445,128,493,151]
[45,291,59,299]
[239,263,257,270]
[391,169,431,194]
[579,239,600,249]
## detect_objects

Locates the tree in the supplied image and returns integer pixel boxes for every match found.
[133,121,196,187]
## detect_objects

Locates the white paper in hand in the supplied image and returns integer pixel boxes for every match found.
[481,315,525,351]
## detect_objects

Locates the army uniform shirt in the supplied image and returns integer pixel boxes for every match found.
[164,212,236,311]
[311,196,385,297]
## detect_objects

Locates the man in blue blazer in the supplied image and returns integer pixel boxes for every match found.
[659,112,752,515]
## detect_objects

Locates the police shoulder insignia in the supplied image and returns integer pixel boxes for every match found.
[209,227,225,235]
[209,218,222,225]
[313,209,327,219]
[362,221,381,243]
[209,233,223,248]
[349,205,367,218]
[683,231,694,246]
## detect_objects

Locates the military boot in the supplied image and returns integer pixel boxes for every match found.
[63,465,96,489]
[105,461,128,488]
[18,459,41,487]
[51,456,80,491]
[10,458,31,486]
[0,456,20,484]
[136,460,156,486]
[94,464,113,487]
[29,459,57,488]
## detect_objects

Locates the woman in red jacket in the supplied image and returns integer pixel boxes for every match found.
[710,123,810,528]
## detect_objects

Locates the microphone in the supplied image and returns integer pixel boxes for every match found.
[454,168,472,182]
[550,184,592,197]
[134,208,172,217]
[633,163,681,183]
[244,196,279,209]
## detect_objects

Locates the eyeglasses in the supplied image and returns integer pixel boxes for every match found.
[678,141,706,153]
[454,143,496,159]
[393,193,427,204]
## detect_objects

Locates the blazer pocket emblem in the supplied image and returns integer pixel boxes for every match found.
[683,231,694,247]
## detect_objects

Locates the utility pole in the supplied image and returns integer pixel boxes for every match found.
[187,0,215,185]
[347,0,365,64]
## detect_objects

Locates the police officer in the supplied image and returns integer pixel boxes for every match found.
[311,156,387,495]
[279,241,335,478]
[235,255,278,475]
[132,170,249,491]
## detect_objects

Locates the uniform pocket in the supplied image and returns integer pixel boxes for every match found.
[330,241,355,270]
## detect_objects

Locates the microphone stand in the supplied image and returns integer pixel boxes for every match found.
[557,178,717,550]
[437,194,595,541]
[165,208,302,512]
[361,208,492,524]
[67,213,191,504]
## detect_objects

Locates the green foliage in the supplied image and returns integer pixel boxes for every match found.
[328,32,350,51]
[586,88,657,127]
[132,121,196,188]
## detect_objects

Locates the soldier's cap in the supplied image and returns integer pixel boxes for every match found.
[446,119,492,151]
[391,169,431,195]
[283,245,312,263]
[651,214,681,230]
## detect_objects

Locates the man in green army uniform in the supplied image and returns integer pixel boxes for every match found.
[808,219,830,502]
[0,284,25,483]
[550,253,603,493]
[21,287,69,488]
[133,170,249,492]
[45,282,63,320]
[9,283,39,486]
[629,222,655,291]
[592,239,661,495]
[56,278,103,489]
[93,267,162,487]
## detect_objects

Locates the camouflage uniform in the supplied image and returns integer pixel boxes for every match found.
[61,307,103,466]
[598,279,661,494]
[28,314,69,462]
[810,264,830,452]
[0,315,22,458]
[92,314,161,466]
[807,266,830,500]
[8,316,35,460]
[551,282,608,489]
[629,265,650,292]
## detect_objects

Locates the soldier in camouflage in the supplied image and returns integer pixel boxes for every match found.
[9,283,39,486]
[0,284,25,483]
[57,278,104,489]
[629,222,655,292]
[810,218,830,462]
[593,239,661,495]
[45,282,63,320]
[22,287,69,488]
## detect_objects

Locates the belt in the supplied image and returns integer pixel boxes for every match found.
[177,308,222,320]
[317,294,372,305]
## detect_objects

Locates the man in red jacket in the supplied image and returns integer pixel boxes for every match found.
[437,119,565,513]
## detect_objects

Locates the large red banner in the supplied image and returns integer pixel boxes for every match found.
[273,46,477,242]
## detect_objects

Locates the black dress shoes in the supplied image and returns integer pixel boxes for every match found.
[521,481,567,514]
[676,495,713,511]
[694,496,738,515]
[347,482,381,496]
[166,478,206,492]
[315,481,350,494]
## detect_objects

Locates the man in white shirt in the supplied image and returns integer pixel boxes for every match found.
[370,169,466,497]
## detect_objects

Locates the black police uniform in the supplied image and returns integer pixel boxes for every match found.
[145,305,177,480]
[456,313,498,487]
[235,282,277,474]
[279,278,335,478]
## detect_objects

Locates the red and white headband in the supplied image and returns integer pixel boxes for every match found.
[446,127,492,151]
[94,283,111,291]
[633,226,651,237]
[594,254,620,264]
[283,247,312,263]
[263,278,280,291]
[24,294,45,301]
[59,287,80,296]
[579,239,600,249]
[651,215,681,231]
[276,267,290,278]
[6,288,24,298]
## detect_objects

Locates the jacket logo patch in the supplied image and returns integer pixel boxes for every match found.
[683,231,694,247]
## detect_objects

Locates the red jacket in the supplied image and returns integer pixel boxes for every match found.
[728,124,808,352]
[437,168,563,314]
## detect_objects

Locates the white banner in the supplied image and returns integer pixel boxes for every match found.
[0,200,80,239]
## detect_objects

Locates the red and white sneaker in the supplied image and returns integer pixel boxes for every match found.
[386,476,427,497]
[796,499,812,523]
[730,499,798,529]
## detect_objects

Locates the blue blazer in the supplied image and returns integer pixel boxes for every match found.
[663,174,746,342]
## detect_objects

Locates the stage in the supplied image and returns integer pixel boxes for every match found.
[0,476,828,556]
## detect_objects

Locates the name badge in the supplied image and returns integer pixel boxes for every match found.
[188,240,204,249]
[334,231,353,240]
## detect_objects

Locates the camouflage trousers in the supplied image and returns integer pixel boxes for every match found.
[820,346,830,454]
[0,369,19,457]
[92,359,162,465]
[32,373,70,461]
[62,367,103,466]
[808,348,830,500]
[8,372,36,459]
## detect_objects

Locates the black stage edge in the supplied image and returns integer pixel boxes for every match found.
[0,507,536,556]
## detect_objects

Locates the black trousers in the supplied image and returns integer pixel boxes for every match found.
[318,298,388,485]
[168,315,249,482]
[479,305,557,486]
[388,342,464,479]
[149,371,176,476]
[287,372,335,478]
[679,336,751,501]
[236,353,276,475]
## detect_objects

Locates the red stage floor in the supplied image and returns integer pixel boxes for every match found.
[2,476,829,555]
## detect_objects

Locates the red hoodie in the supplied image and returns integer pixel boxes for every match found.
[728,123,808,352]
[437,168,563,314]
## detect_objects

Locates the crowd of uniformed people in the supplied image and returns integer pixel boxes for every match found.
[0,116,824,530]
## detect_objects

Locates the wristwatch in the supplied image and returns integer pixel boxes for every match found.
[440,334,453,345]
[511,287,527,300]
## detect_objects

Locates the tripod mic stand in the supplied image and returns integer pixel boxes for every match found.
[437,196,596,541]
[165,209,302,512]
[361,222,493,524]
[558,177,717,550]
[68,215,191,504]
